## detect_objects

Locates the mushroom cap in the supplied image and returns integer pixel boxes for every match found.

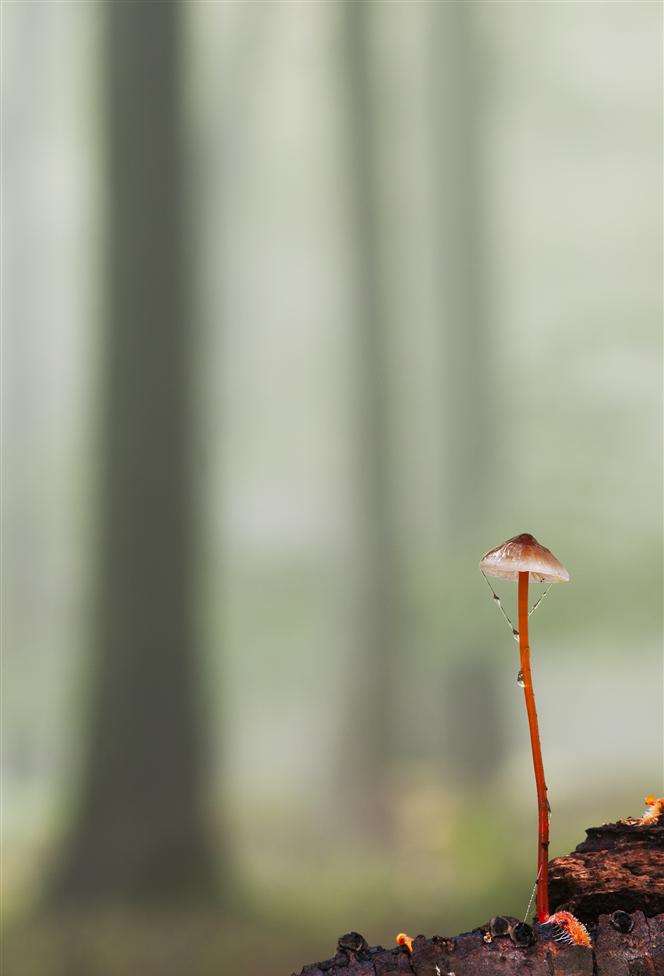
[479,533,570,583]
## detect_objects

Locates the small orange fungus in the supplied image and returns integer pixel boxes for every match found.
[545,911,591,948]
[642,795,664,823]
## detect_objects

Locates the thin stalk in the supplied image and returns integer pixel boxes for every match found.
[518,570,550,921]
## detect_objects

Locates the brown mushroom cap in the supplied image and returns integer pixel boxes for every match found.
[479,533,570,583]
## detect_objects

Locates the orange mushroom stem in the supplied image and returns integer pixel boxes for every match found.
[518,570,550,921]
[480,533,570,924]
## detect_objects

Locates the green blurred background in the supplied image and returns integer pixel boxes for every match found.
[2,1,662,974]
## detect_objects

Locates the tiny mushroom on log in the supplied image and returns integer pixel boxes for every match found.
[480,533,570,922]
[395,932,414,953]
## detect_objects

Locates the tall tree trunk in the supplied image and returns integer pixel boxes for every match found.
[50,0,216,903]
[340,0,398,841]
[435,0,490,537]
[433,1,506,782]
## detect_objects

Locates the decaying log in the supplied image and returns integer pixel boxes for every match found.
[549,817,664,922]
[293,813,664,975]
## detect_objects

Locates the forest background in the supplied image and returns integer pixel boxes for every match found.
[2,2,662,974]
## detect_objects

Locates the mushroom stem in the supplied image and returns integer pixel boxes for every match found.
[517,570,550,921]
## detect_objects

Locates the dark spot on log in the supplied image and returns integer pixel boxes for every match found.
[624,861,648,876]
[510,921,535,947]
[490,915,511,937]
[337,933,369,955]
[610,910,634,933]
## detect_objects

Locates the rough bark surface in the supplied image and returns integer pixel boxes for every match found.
[549,817,664,922]
[293,813,664,975]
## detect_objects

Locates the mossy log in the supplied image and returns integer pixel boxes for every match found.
[293,814,664,975]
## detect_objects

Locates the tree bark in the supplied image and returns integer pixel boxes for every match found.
[293,812,664,975]
[49,0,216,904]
[549,818,664,922]
[295,915,664,976]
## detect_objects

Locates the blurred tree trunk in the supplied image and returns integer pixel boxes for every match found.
[50,0,216,903]
[432,1,506,782]
[435,3,490,524]
[340,0,397,841]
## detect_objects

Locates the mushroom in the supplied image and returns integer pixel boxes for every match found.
[479,533,570,922]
